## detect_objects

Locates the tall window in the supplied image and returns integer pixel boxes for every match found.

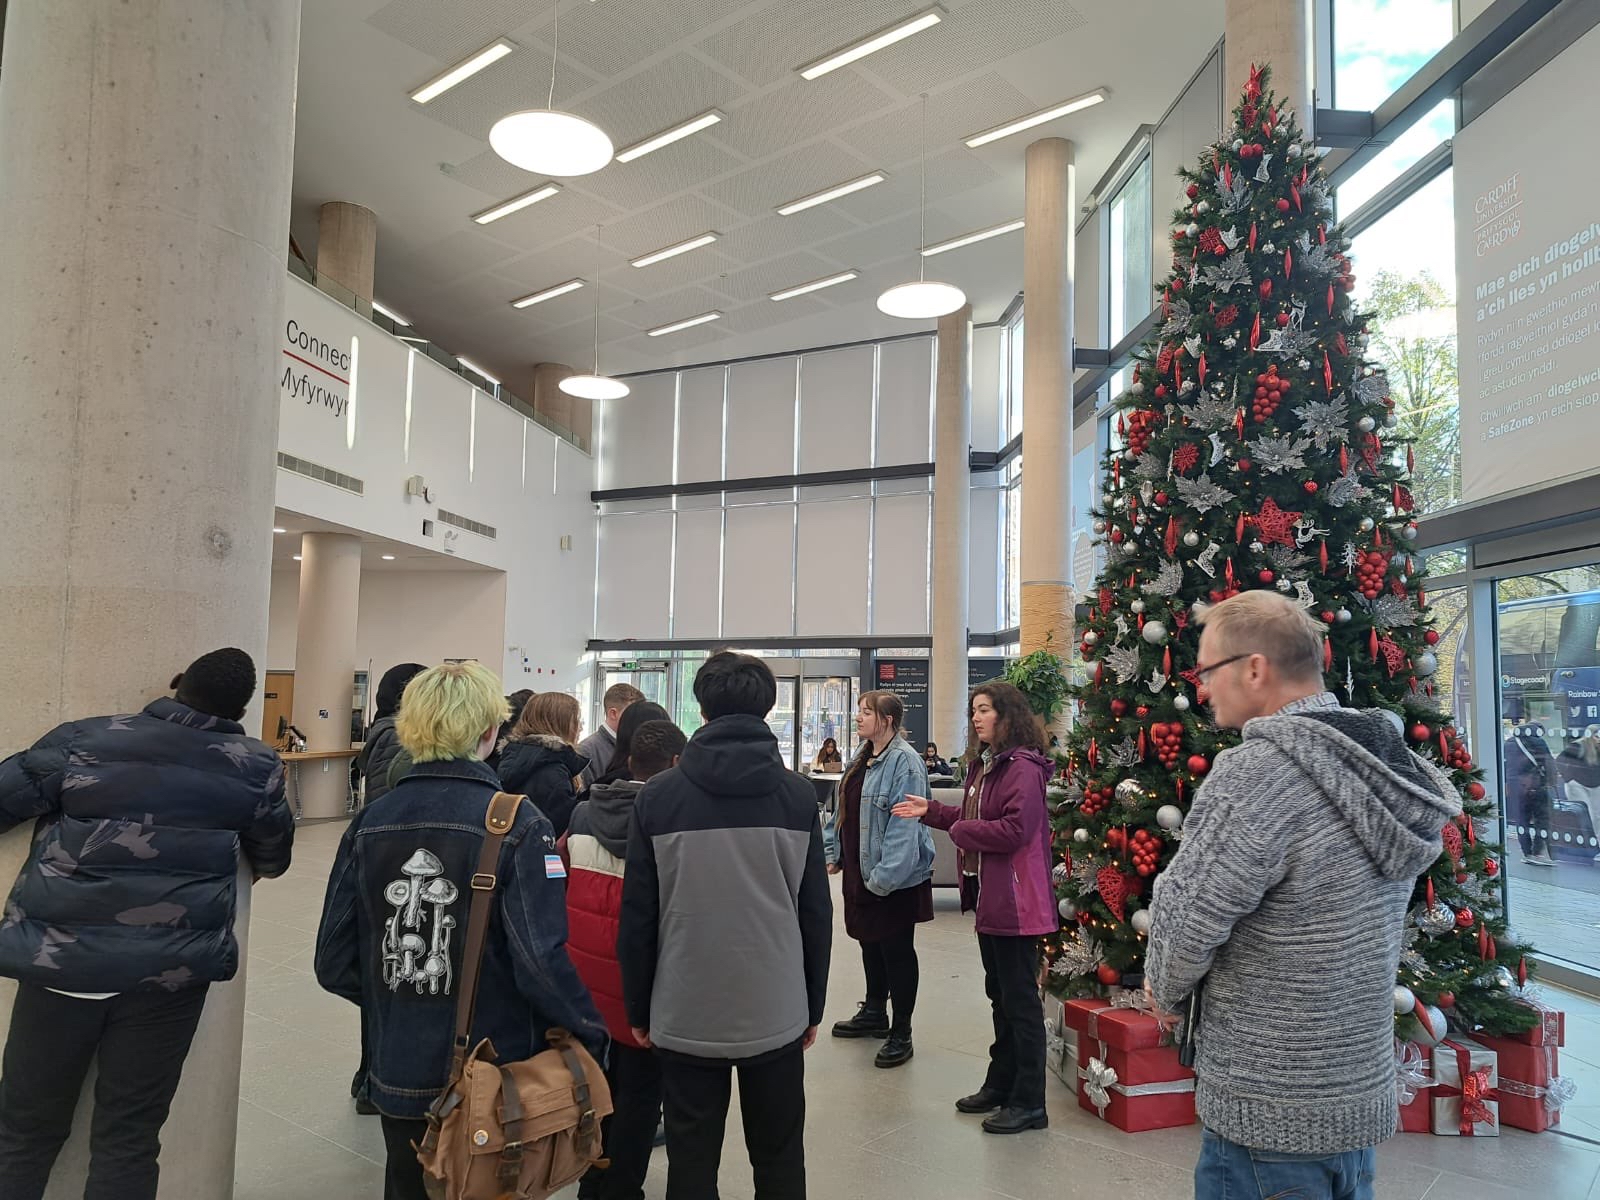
[1006,314,1025,441]
[1108,156,1153,399]
[1349,171,1460,511]
[1004,456,1022,632]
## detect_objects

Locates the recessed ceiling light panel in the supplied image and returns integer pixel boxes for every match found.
[770,270,860,301]
[921,219,1025,256]
[776,172,887,216]
[797,6,945,80]
[647,311,722,337]
[410,38,516,104]
[615,110,725,163]
[630,233,719,268]
[964,87,1109,148]
[511,279,586,309]
[472,183,561,225]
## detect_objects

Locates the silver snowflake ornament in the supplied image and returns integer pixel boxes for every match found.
[1106,645,1142,684]
[1327,466,1370,508]
[1175,473,1234,514]
[1297,396,1350,451]
[1188,391,1237,432]
[1249,433,1312,474]
[1142,559,1185,597]
[1201,252,1251,293]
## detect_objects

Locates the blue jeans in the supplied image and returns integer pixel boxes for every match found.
[1195,1128,1375,1200]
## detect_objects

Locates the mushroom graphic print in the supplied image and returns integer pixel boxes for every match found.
[381,849,460,995]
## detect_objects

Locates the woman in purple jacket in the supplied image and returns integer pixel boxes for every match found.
[894,681,1054,1136]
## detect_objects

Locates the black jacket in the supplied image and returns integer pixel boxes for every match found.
[618,714,832,1061]
[358,717,405,805]
[0,699,295,992]
[497,735,588,838]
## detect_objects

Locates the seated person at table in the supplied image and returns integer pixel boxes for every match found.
[813,738,844,772]
[922,742,953,777]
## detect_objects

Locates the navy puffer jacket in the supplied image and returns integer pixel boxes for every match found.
[0,698,295,992]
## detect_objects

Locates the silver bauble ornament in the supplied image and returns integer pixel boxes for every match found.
[1142,620,1168,644]
[1277,578,1293,592]
[1130,382,1145,395]
[1103,492,1116,506]
[1115,778,1145,802]
[1287,142,1303,159]
[1358,416,1377,432]
[1232,138,1245,151]
[1183,531,1201,548]
[1156,804,1183,831]
[1384,412,1399,428]
[1359,517,1376,532]
[1402,523,1419,541]
[1131,909,1152,935]
[1174,694,1191,711]
[1336,608,1352,623]
[1059,898,1077,919]
[1186,222,1200,237]
[1130,599,1146,614]
[1073,828,1091,844]
[1393,986,1417,1015]
[1494,966,1515,989]
[1093,520,1107,534]
[1196,201,1210,214]
[1414,1005,1448,1047]
[1083,630,1099,646]
[1415,651,1439,677]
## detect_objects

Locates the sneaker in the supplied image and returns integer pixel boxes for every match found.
[1526,853,1558,867]
[874,1031,914,1068]
[831,1003,890,1039]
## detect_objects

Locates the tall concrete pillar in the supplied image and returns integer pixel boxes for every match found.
[532,361,591,448]
[316,200,377,304]
[0,1,301,1195]
[291,533,362,819]
[1019,137,1076,661]
[931,305,973,757]
[1224,0,1314,122]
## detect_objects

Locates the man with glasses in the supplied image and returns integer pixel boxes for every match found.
[1144,591,1457,1200]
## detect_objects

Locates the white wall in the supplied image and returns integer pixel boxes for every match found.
[276,277,594,690]
[267,567,509,685]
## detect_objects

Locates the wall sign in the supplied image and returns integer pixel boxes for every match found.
[282,317,351,420]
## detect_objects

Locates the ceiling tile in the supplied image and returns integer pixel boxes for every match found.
[600,194,741,261]
[859,0,1090,95]
[625,248,740,294]
[713,73,897,161]
[440,164,628,245]
[549,53,749,152]
[404,38,596,142]
[368,0,547,64]
[829,148,1000,225]
[386,228,527,286]
[700,142,875,219]
[719,294,829,334]
[612,285,730,332]
[812,214,925,270]
[717,208,853,264]
[515,0,756,82]
[837,74,1038,168]
[697,0,919,89]
[715,252,845,304]
[571,138,747,212]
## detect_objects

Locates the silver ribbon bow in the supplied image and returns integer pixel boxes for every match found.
[1083,1057,1119,1114]
[1109,988,1154,1013]
[1395,1041,1433,1107]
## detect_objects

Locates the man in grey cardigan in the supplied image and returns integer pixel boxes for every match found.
[1146,591,1457,1200]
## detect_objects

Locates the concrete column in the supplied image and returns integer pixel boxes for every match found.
[316,200,377,304]
[1019,137,1076,662]
[292,533,362,819]
[0,1,300,1195]
[532,361,592,449]
[931,305,973,757]
[1224,0,1314,123]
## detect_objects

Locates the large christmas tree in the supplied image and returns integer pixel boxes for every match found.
[1049,64,1538,1039]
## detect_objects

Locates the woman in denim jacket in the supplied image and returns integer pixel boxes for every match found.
[822,691,934,1068]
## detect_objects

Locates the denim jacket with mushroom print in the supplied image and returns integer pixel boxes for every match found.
[313,756,607,1119]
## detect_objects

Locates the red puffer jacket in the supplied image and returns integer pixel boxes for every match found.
[564,781,641,1047]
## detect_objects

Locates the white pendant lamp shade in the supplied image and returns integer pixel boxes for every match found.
[877,280,966,319]
[878,95,964,321]
[490,110,613,177]
[560,373,629,400]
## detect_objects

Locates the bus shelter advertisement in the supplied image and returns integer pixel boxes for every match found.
[1454,22,1600,503]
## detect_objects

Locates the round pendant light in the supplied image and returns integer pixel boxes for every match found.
[490,3,613,178]
[560,224,629,401]
[879,95,966,320]
[877,280,967,319]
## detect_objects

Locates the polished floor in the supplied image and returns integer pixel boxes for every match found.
[237,821,1600,1199]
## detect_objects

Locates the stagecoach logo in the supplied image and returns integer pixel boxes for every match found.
[1502,673,1548,688]
[281,318,351,420]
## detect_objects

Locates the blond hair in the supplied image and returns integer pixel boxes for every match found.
[1197,590,1325,682]
[395,662,509,763]
[514,691,582,745]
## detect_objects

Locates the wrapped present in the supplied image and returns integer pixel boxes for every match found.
[1503,992,1565,1047]
[1395,1040,1435,1133]
[1475,1034,1576,1132]
[1062,994,1170,1051]
[1432,1038,1499,1136]
[1045,996,1077,1087]
[1077,1049,1197,1132]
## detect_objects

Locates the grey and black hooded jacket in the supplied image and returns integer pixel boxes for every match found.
[1146,692,1459,1156]
[618,714,832,1061]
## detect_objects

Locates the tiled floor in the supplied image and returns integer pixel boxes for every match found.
[237,821,1600,1199]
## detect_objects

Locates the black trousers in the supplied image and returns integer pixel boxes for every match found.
[380,1116,430,1200]
[659,1044,805,1200]
[978,934,1046,1111]
[860,928,919,1032]
[578,1042,663,1200]
[1518,787,1552,857]
[0,982,209,1200]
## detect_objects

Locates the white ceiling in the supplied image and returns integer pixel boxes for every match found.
[291,0,1222,385]
[272,510,501,572]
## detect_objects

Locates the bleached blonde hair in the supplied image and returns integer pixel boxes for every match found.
[396,662,509,763]
[1196,590,1325,682]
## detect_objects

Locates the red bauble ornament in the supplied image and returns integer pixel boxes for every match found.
[1410,723,1431,743]
[1467,782,1486,800]
[1437,991,1456,1009]
[1110,699,1127,718]
[1276,312,1291,327]
[1096,963,1122,986]
[1276,198,1291,213]
[1425,630,1441,645]
[1484,857,1499,878]
[1186,184,1199,199]
[1187,754,1209,775]
[1110,528,1125,544]
[1303,480,1319,493]
[1455,907,1475,929]
[1136,705,1150,718]
[1259,569,1275,584]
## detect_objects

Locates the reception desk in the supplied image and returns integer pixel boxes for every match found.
[280,748,360,819]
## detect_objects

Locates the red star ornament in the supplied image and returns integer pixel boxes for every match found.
[1252,497,1303,547]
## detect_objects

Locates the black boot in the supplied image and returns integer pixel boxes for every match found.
[982,1106,1049,1134]
[874,1030,914,1068]
[955,1087,1006,1114]
[831,1002,890,1039]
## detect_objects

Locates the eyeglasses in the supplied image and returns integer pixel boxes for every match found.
[1193,652,1252,684]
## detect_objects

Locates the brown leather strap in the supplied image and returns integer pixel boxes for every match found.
[448,791,524,1076]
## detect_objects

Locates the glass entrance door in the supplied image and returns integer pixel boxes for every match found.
[800,676,855,768]
[598,662,670,709]
[766,679,798,768]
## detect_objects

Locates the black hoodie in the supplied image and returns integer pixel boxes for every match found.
[617,714,832,1061]
[497,734,589,838]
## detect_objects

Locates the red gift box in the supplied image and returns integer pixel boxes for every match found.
[1076,1041,1197,1132]
[1503,995,1565,1047]
[1062,997,1169,1051]
[1394,1040,1434,1133]
[1475,1034,1575,1132]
